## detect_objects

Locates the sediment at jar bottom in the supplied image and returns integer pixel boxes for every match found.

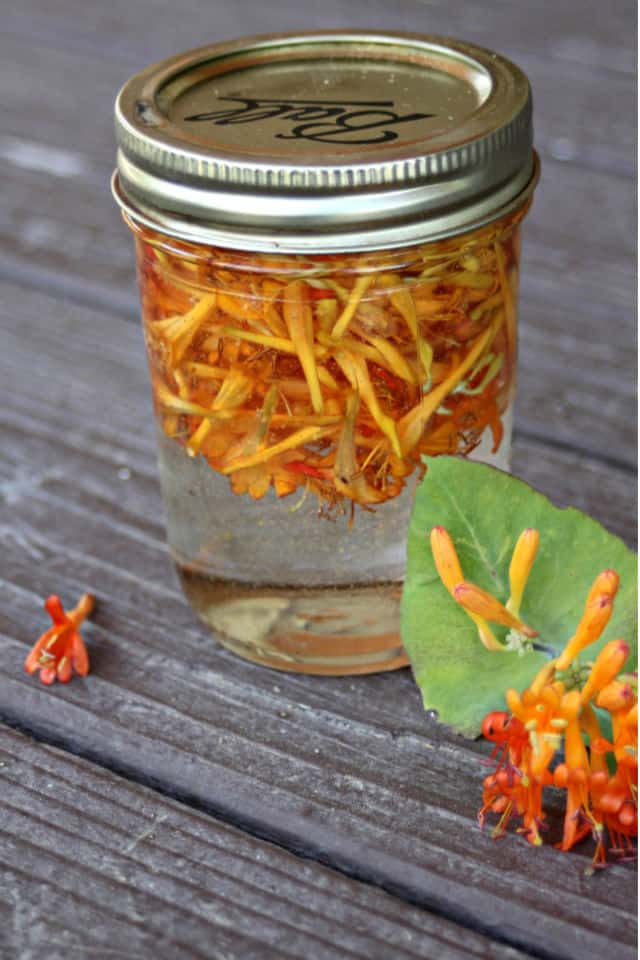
[176,564,409,675]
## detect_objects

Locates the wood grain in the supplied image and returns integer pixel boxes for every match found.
[1,0,635,75]
[0,281,636,960]
[2,725,536,960]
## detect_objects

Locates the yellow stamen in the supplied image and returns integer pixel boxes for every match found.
[541,733,562,750]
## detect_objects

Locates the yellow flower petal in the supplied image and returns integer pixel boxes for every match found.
[506,528,539,616]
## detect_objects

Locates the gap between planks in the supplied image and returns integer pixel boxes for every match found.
[0,723,537,960]
[0,714,579,960]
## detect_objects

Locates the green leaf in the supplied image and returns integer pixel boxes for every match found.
[400,456,637,738]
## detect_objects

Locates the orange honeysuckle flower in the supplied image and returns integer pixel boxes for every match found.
[579,640,630,705]
[478,564,637,869]
[453,582,538,638]
[586,568,620,605]
[506,528,539,616]
[25,593,95,685]
[429,526,463,593]
[596,680,636,714]
[555,570,619,670]
[430,526,502,651]
[555,691,601,852]
[430,525,540,653]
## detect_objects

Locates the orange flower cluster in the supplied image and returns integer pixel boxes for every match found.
[431,526,637,869]
[481,630,636,869]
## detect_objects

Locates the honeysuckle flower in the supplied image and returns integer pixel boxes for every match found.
[555,570,619,670]
[506,528,539,616]
[430,525,538,651]
[476,561,637,870]
[25,593,95,685]
[453,582,538,638]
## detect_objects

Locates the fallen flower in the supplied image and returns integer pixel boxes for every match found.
[25,592,95,685]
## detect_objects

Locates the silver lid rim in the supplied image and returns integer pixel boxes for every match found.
[114,31,537,253]
[112,152,539,253]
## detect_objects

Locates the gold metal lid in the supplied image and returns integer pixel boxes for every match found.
[113,31,537,252]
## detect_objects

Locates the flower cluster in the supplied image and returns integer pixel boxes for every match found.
[431,526,637,869]
[25,593,95,685]
[430,525,539,651]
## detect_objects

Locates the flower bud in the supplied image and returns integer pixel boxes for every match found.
[430,526,464,594]
[596,680,635,713]
[507,528,539,616]
[580,640,630,704]
[453,581,538,637]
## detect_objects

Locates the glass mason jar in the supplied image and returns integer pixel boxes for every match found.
[113,32,538,674]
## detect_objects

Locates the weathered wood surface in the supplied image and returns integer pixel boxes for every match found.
[3,725,534,960]
[0,287,636,960]
[0,1,636,959]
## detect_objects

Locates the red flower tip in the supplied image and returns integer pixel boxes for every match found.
[25,592,95,686]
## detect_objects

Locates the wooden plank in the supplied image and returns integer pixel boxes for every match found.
[0,27,635,175]
[1,0,635,76]
[1,726,533,960]
[0,579,636,960]
[0,284,636,960]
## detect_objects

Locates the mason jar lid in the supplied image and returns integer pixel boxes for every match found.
[113,31,538,253]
